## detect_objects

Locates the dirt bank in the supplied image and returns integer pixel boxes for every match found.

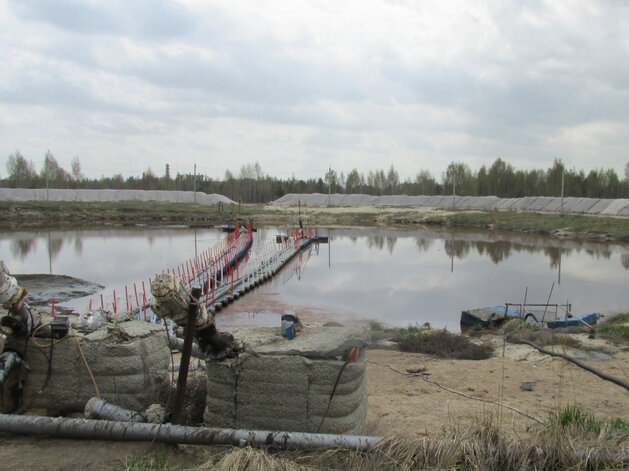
[2,200,629,242]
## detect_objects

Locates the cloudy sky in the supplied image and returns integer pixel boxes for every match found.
[1,0,628,182]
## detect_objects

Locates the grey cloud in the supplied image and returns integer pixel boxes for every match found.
[8,0,192,39]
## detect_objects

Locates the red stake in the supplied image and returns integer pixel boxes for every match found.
[134,283,139,307]
[113,290,117,313]
[125,286,130,312]
[211,276,215,305]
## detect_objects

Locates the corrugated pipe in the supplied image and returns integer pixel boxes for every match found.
[0,414,381,451]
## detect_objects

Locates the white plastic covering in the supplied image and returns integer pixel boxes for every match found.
[272,193,629,216]
[0,188,235,205]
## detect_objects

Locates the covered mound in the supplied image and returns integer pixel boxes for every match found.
[272,193,629,216]
[0,188,235,205]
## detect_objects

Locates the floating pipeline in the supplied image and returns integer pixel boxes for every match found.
[201,231,327,314]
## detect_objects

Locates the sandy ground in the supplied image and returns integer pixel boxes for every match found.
[0,332,627,470]
[364,334,628,437]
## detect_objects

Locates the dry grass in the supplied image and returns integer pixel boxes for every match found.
[188,418,628,471]
[394,326,494,360]
[195,447,307,471]
[505,328,583,349]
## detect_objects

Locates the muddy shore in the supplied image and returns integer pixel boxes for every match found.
[1,200,629,242]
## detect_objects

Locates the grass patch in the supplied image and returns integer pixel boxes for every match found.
[120,450,174,471]
[502,317,541,332]
[4,200,629,241]
[505,328,583,349]
[548,405,629,439]
[368,320,384,332]
[422,209,629,241]
[591,313,629,345]
[0,200,239,229]
[601,312,629,325]
[394,325,494,359]
[595,324,629,342]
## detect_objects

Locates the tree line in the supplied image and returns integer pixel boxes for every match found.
[3,150,629,203]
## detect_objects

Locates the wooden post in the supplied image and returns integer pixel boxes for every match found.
[171,286,201,425]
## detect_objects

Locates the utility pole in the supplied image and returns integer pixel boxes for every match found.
[452,175,456,209]
[193,163,197,203]
[560,169,565,217]
[328,166,331,207]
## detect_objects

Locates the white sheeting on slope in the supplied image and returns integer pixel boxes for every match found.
[271,193,629,216]
[0,188,235,204]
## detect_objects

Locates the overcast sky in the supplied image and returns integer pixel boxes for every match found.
[1,0,628,182]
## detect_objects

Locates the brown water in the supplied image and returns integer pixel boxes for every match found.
[1,226,628,331]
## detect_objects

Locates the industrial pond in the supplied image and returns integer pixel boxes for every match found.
[1,226,628,332]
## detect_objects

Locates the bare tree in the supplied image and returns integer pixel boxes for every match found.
[6,151,36,187]
[71,156,83,181]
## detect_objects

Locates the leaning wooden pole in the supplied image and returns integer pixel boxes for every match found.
[150,275,235,424]
[171,286,202,424]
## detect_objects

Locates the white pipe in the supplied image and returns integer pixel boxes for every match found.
[0,415,381,451]
[84,398,145,423]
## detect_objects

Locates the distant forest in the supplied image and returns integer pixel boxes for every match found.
[3,150,629,203]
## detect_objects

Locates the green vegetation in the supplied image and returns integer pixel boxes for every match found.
[3,200,629,244]
[596,324,629,340]
[120,450,173,471]
[368,320,384,331]
[588,313,629,344]
[502,317,541,333]
[421,210,629,241]
[5,152,629,203]
[602,313,629,325]
[0,200,240,229]
[548,405,629,438]
[394,325,494,360]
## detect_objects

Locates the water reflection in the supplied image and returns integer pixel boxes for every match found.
[74,237,83,255]
[3,228,629,272]
[415,238,432,252]
[444,238,471,260]
[11,238,37,260]
[298,228,629,328]
[48,235,64,262]
[1,227,628,331]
